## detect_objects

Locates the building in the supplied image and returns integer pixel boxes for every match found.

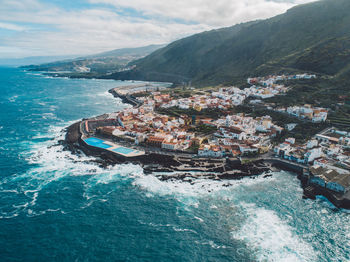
[161,140,178,151]
[309,165,350,194]
[146,136,165,147]
[198,145,223,158]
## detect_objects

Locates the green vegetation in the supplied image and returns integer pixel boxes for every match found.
[109,0,350,88]
[188,143,200,154]
[188,125,217,135]
[25,0,350,132]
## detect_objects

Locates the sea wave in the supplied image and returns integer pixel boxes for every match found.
[8,95,18,103]
[0,118,348,261]
[0,121,138,218]
[231,203,317,262]
[132,171,276,205]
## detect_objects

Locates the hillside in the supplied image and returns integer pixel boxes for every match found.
[23,44,164,75]
[106,0,350,86]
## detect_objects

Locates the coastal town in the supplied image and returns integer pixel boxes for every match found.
[73,73,350,208]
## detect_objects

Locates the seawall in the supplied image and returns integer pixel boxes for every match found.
[265,159,305,175]
[108,88,142,107]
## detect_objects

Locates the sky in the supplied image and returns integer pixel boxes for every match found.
[0,0,317,58]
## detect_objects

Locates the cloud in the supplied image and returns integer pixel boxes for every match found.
[0,22,27,31]
[0,0,317,58]
[89,0,316,26]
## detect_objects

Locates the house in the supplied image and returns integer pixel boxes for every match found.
[304,147,322,163]
[316,134,339,144]
[309,165,350,194]
[309,165,340,189]
[97,126,116,136]
[307,139,318,149]
[329,175,350,194]
[309,165,327,187]
[285,137,296,144]
[162,140,178,151]
[289,150,306,163]
[146,136,165,147]
[198,145,223,158]
[239,145,258,155]
[220,127,246,140]
[274,142,293,157]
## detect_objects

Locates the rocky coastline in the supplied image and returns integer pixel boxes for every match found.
[61,118,350,210]
[62,120,350,209]
[63,121,271,179]
[60,87,350,210]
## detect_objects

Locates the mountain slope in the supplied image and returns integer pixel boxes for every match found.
[107,0,350,85]
[84,45,165,59]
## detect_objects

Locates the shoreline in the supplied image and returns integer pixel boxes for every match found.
[63,120,271,179]
[61,86,350,210]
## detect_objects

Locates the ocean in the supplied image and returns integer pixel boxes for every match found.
[0,67,349,261]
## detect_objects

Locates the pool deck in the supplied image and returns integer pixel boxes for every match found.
[83,137,145,158]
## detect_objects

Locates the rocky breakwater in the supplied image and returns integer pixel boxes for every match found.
[108,88,142,107]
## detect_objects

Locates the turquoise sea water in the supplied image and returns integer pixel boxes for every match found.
[0,67,349,261]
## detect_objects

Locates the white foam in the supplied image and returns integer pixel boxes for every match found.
[27,73,41,76]
[133,172,275,200]
[83,163,143,200]
[0,120,142,218]
[172,227,197,234]
[42,112,58,120]
[96,91,112,97]
[86,163,143,185]
[0,213,19,219]
[8,95,18,102]
[49,105,58,111]
[32,133,54,139]
[201,240,227,249]
[231,203,317,262]
[194,216,204,222]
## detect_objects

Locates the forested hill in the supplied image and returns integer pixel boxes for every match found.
[106,0,350,86]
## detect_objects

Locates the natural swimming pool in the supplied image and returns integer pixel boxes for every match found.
[84,137,112,149]
[112,146,135,155]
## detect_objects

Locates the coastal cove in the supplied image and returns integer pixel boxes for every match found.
[1,68,350,261]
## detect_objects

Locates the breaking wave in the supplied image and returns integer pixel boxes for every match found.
[0,119,347,261]
[231,203,317,262]
[0,121,141,218]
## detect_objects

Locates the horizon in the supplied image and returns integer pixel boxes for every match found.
[1,0,316,59]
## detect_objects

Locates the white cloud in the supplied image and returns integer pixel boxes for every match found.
[89,0,316,26]
[0,22,27,31]
[0,0,317,58]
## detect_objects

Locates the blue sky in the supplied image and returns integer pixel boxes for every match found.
[0,0,316,58]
